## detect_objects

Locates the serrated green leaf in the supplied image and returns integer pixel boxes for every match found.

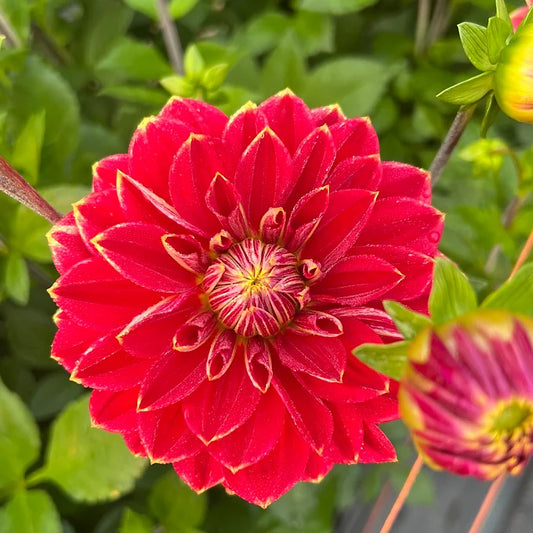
[0,379,40,492]
[184,44,205,80]
[119,508,154,533]
[353,341,409,380]
[480,93,500,137]
[458,22,492,71]
[298,0,379,15]
[9,111,46,185]
[436,71,493,105]
[0,490,61,533]
[383,300,432,340]
[4,252,29,305]
[487,16,512,64]
[481,264,533,316]
[35,395,146,503]
[429,258,478,324]
[148,471,206,531]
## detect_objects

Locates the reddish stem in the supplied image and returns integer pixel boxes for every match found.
[0,155,61,224]
[508,226,533,280]
[378,455,424,533]
[361,481,393,533]
[467,475,506,533]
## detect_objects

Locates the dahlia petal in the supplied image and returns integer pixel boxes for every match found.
[312,254,403,306]
[209,230,233,253]
[272,363,333,453]
[138,347,207,411]
[302,189,378,269]
[327,155,382,191]
[159,97,228,135]
[330,117,379,162]
[339,315,384,349]
[174,312,217,353]
[303,453,334,483]
[162,234,209,274]
[169,135,227,236]
[119,293,199,359]
[277,330,345,382]
[235,306,280,338]
[324,403,364,464]
[93,222,194,292]
[122,429,147,457]
[49,257,159,331]
[92,153,129,192]
[245,337,273,393]
[205,329,238,380]
[129,116,197,200]
[258,89,315,155]
[138,403,202,463]
[90,388,138,433]
[183,350,262,444]
[288,125,336,206]
[291,309,343,337]
[379,162,431,203]
[47,213,91,274]
[205,173,248,239]
[335,306,401,340]
[72,335,150,391]
[73,189,125,253]
[358,423,397,463]
[173,450,225,493]
[51,311,99,372]
[223,422,310,507]
[222,102,268,172]
[310,104,346,127]
[259,207,286,244]
[357,395,399,424]
[285,186,329,251]
[116,172,197,235]
[234,127,293,231]
[208,388,285,472]
[357,197,444,256]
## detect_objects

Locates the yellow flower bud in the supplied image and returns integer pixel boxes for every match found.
[494,23,533,124]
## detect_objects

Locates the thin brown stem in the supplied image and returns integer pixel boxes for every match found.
[414,0,431,55]
[468,475,506,533]
[509,226,533,280]
[155,0,184,75]
[0,156,61,224]
[361,481,393,533]
[378,455,424,533]
[430,104,476,186]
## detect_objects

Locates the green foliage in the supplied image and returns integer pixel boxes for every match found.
[482,264,533,315]
[383,300,432,340]
[353,341,409,380]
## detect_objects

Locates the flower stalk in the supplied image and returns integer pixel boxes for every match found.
[155,0,184,75]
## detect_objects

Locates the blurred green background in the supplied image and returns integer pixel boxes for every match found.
[0,0,532,531]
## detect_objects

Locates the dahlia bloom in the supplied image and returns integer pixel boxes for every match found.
[400,311,533,480]
[48,90,443,506]
[494,20,533,124]
[511,0,532,31]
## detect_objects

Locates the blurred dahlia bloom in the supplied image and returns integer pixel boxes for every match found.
[510,0,532,31]
[495,10,533,123]
[400,311,533,480]
[48,90,443,506]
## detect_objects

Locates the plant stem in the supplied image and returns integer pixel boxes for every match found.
[155,0,184,75]
[468,475,506,533]
[378,455,424,533]
[361,481,393,533]
[430,104,476,186]
[0,156,61,224]
[0,9,21,47]
[509,225,533,279]
[414,0,431,55]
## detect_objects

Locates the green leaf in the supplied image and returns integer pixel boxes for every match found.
[9,111,46,185]
[160,75,194,96]
[457,22,492,71]
[0,379,40,492]
[184,44,206,80]
[30,373,82,421]
[148,471,206,531]
[429,258,478,324]
[35,395,146,503]
[293,11,334,55]
[100,85,169,106]
[0,490,61,533]
[4,252,29,305]
[481,264,533,316]
[436,71,494,105]
[119,508,154,533]
[301,57,393,117]
[0,0,30,43]
[480,93,500,137]
[487,16,512,64]
[353,341,409,380]
[96,38,172,81]
[495,0,511,24]
[202,64,229,91]
[298,0,379,15]
[383,300,432,340]
[124,0,198,20]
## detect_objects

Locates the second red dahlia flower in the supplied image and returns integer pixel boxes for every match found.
[48,90,443,506]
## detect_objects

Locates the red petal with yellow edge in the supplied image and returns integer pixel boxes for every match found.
[159,97,228,134]
[90,388,138,433]
[310,104,346,127]
[327,154,382,191]
[379,161,431,203]
[330,117,379,162]
[324,403,364,464]
[92,153,129,192]
[359,423,397,463]
[173,450,225,493]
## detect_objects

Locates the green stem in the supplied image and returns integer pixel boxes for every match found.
[155,0,184,75]
[414,0,431,55]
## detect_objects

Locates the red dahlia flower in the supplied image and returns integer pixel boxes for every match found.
[400,311,533,480]
[48,90,443,506]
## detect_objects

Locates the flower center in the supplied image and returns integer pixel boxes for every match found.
[203,239,307,338]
